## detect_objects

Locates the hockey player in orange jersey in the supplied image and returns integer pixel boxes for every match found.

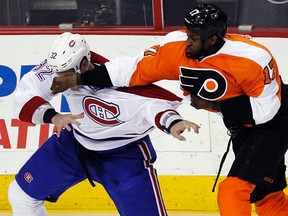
[50,4,288,216]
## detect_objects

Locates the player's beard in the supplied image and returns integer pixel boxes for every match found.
[186,40,223,60]
[185,40,207,60]
[186,49,205,59]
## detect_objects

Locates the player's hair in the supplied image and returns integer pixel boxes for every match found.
[184,4,228,40]
[47,32,91,73]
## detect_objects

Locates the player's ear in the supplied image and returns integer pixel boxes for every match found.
[209,35,218,45]
[80,58,89,72]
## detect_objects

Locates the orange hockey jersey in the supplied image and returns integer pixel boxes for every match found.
[104,30,283,127]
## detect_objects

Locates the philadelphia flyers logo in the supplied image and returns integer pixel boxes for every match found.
[180,67,227,100]
[83,96,123,126]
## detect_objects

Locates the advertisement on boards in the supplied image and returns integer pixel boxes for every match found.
[1,35,288,176]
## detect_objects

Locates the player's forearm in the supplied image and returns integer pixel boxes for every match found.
[31,103,58,124]
[158,110,183,134]
[78,65,113,87]
[42,108,59,124]
[220,94,255,128]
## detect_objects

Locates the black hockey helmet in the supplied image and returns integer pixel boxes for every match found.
[184,4,228,40]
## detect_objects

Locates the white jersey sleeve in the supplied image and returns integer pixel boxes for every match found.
[14,59,56,124]
[105,53,145,87]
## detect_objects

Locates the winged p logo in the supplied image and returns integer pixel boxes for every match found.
[180,66,227,100]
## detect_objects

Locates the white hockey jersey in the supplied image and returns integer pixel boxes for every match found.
[14,59,183,151]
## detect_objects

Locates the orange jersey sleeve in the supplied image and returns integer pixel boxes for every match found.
[105,31,187,87]
[105,31,282,125]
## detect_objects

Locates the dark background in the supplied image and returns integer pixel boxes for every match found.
[0,0,287,28]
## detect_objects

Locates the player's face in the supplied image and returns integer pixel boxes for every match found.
[186,29,218,59]
[56,68,75,77]
[185,30,203,59]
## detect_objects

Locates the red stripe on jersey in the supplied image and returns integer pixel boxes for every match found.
[155,109,179,131]
[90,51,109,64]
[19,96,48,123]
[139,142,167,216]
[116,84,182,101]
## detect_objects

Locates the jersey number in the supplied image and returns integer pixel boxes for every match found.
[33,59,53,82]
[263,59,275,85]
[144,45,159,56]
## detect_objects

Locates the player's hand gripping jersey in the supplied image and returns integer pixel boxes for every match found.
[104,31,283,128]
[14,54,184,151]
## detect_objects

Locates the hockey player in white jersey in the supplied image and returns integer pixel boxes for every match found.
[8,32,200,216]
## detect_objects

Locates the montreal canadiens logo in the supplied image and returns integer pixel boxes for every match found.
[24,172,33,183]
[69,40,76,47]
[83,96,123,126]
